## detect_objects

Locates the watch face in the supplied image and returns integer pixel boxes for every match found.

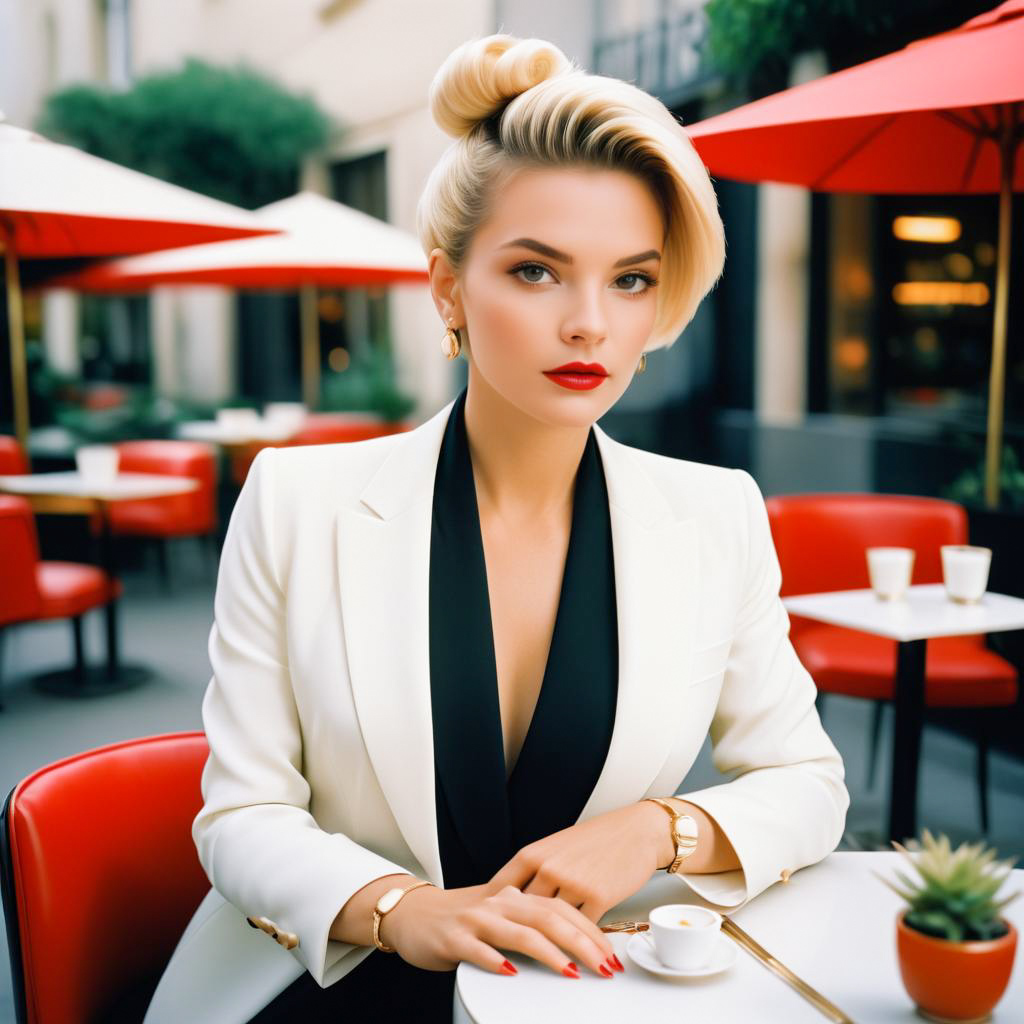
[377,888,406,914]
[673,815,699,842]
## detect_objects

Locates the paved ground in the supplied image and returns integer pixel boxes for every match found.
[2,541,1023,1022]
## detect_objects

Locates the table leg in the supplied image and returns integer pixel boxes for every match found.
[888,638,927,843]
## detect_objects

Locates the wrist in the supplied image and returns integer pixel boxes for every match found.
[376,880,435,951]
[636,799,677,870]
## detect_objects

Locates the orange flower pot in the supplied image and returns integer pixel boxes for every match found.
[896,912,1017,1023]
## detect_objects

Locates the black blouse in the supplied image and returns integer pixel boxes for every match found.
[249,388,619,1022]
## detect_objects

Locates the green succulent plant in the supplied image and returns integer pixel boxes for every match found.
[878,829,1019,942]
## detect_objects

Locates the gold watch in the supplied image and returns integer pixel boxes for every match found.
[645,798,699,874]
[372,879,433,952]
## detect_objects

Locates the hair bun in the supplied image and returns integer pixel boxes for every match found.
[429,35,572,138]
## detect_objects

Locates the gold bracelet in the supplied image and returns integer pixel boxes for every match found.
[372,879,434,953]
[644,797,699,874]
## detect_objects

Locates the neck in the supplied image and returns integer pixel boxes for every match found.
[463,370,590,523]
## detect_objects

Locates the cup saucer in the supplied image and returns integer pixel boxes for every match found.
[626,932,737,978]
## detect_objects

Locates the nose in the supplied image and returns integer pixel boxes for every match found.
[559,285,608,347]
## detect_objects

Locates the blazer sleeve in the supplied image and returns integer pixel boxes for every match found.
[673,469,849,908]
[192,447,410,987]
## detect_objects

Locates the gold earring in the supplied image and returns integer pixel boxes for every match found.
[441,321,461,360]
[635,352,647,375]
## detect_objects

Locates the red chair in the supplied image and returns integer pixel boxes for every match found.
[0,436,29,475]
[0,496,122,710]
[765,493,1018,833]
[101,440,218,588]
[0,732,210,1023]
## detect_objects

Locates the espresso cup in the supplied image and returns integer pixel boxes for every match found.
[648,903,722,970]
[866,547,915,601]
[941,545,991,605]
[75,444,119,484]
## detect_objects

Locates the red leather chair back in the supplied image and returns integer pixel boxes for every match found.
[1,732,211,1024]
[0,496,42,626]
[765,493,968,640]
[0,436,28,475]
[287,416,410,447]
[109,440,217,536]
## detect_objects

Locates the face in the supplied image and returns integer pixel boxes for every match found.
[430,165,664,429]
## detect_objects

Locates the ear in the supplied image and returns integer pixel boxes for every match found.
[428,248,464,327]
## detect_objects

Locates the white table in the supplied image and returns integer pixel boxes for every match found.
[455,852,1024,1023]
[0,471,199,695]
[177,420,297,448]
[783,585,1024,842]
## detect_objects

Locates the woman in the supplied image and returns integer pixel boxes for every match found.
[145,34,848,1023]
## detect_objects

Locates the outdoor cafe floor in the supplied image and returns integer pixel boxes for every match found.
[2,544,1024,1023]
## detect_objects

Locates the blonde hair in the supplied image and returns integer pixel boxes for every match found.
[417,35,725,351]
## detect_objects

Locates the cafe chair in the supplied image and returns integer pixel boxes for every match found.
[0,435,29,475]
[765,493,1018,834]
[0,732,210,1024]
[0,496,122,711]
[101,440,218,589]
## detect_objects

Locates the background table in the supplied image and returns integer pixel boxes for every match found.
[455,851,1024,1023]
[782,585,1024,843]
[0,471,198,695]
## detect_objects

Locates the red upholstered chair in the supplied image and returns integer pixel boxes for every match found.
[103,440,218,587]
[0,732,210,1024]
[0,435,28,475]
[0,496,121,710]
[765,493,1018,832]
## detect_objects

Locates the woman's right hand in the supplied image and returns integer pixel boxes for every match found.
[381,882,621,979]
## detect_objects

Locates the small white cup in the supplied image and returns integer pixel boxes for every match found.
[941,545,991,605]
[75,444,119,484]
[866,547,915,601]
[216,407,261,439]
[648,903,722,970]
[263,402,307,433]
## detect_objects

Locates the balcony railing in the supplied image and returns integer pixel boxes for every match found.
[593,3,720,107]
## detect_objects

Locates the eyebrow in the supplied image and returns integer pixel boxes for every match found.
[500,237,661,268]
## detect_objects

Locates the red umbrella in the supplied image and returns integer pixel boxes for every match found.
[687,0,1023,507]
[0,121,277,449]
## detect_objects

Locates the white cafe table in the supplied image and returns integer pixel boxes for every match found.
[781,585,1024,843]
[176,420,297,452]
[455,851,1024,1023]
[0,471,198,696]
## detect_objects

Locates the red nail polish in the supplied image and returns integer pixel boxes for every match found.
[562,964,580,979]
[611,954,624,972]
[500,959,517,976]
[568,962,577,971]
[599,963,614,978]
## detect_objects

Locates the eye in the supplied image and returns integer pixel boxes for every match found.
[510,261,556,285]
[614,272,658,295]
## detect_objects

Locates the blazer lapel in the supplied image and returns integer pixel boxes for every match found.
[335,400,455,886]
[577,425,700,820]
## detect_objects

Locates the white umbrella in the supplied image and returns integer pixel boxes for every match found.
[50,191,430,406]
[0,120,277,449]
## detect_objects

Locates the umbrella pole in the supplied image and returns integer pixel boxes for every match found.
[300,284,321,410]
[983,111,1018,510]
[1,234,31,457]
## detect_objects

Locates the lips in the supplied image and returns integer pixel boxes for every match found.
[543,362,609,391]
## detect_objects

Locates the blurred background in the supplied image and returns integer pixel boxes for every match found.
[2,2,1023,1021]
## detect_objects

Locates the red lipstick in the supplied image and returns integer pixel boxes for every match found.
[543,362,609,391]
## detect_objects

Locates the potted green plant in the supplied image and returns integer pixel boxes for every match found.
[879,830,1019,1023]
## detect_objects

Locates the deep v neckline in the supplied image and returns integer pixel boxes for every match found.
[428,388,619,887]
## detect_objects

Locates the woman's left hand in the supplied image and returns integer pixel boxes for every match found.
[486,802,666,923]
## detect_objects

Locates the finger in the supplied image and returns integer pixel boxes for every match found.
[477,916,587,979]
[521,874,556,898]
[488,859,535,894]
[524,897,610,966]
[455,935,521,977]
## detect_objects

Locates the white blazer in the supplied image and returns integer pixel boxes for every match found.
[145,397,849,1023]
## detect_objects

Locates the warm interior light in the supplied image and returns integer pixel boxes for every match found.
[835,336,869,371]
[892,216,962,243]
[892,282,990,306]
[328,346,350,372]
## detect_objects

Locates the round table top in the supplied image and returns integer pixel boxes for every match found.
[455,851,1024,1023]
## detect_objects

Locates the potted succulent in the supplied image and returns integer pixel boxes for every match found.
[879,830,1019,1023]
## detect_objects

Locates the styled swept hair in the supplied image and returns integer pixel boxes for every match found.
[417,35,726,351]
